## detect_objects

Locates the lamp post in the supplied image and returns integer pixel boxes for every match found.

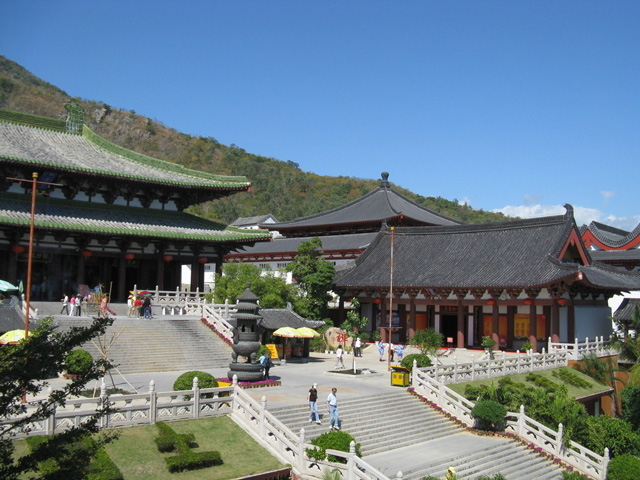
[7,173,62,338]
[388,227,395,371]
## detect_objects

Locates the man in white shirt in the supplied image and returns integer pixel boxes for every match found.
[327,387,339,430]
[335,345,345,369]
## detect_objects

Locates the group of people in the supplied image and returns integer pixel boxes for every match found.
[127,295,153,319]
[60,294,85,316]
[377,341,404,363]
[308,383,340,430]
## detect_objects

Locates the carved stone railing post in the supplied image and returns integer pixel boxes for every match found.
[518,405,525,437]
[556,423,564,456]
[260,396,267,439]
[149,380,157,424]
[299,428,306,474]
[45,387,55,435]
[346,440,355,479]
[193,377,200,419]
[100,380,108,429]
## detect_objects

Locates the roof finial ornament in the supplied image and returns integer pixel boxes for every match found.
[564,204,574,219]
[381,172,390,188]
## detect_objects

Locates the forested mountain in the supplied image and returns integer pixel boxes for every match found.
[0,56,510,225]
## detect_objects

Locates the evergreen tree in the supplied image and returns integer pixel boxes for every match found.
[286,237,335,320]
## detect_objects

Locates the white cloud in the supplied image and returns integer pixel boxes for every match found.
[458,196,471,206]
[493,204,603,227]
[600,191,615,205]
[493,205,640,231]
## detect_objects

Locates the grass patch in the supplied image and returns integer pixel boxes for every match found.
[448,367,609,400]
[13,416,283,480]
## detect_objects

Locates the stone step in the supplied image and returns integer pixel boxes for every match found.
[53,316,232,374]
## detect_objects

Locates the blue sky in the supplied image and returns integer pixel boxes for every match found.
[2,1,639,229]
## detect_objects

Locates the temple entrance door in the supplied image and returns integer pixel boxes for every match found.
[441,314,457,346]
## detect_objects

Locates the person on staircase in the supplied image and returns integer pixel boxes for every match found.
[308,383,321,425]
[327,387,340,430]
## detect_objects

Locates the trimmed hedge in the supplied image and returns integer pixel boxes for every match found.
[65,349,93,375]
[154,421,222,473]
[401,353,432,371]
[471,399,507,431]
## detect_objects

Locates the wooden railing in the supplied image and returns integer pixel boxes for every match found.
[412,365,609,479]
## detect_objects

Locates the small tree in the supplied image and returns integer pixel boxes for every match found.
[341,299,369,371]
[409,328,443,361]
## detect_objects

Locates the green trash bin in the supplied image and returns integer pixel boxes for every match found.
[390,366,410,387]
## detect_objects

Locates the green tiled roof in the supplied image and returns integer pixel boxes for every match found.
[0,192,271,243]
[0,109,250,189]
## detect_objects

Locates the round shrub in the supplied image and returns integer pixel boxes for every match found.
[306,430,361,463]
[173,371,218,391]
[607,454,640,480]
[471,399,507,431]
[401,353,432,371]
[64,349,93,375]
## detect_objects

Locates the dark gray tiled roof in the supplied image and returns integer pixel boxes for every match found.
[233,232,378,256]
[0,121,249,189]
[264,183,460,232]
[335,209,640,292]
[583,221,640,249]
[259,307,325,330]
[613,298,640,321]
[0,192,270,243]
[590,250,640,262]
[230,214,278,227]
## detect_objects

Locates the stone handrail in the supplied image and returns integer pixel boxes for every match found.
[412,365,608,479]
[200,304,235,343]
[548,336,617,360]
[426,350,569,385]
[230,383,399,479]
[0,378,236,439]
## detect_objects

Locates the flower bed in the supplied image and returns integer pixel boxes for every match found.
[217,378,281,389]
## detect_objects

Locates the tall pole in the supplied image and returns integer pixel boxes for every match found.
[7,173,62,338]
[387,227,394,371]
[24,172,38,337]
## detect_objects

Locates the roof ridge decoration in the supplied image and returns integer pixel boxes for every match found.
[0,108,69,133]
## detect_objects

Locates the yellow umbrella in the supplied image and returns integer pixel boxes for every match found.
[296,327,320,338]
[0,329,27,344]
[272,327,301,338]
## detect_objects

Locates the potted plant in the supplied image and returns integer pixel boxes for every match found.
[481,336,497,359]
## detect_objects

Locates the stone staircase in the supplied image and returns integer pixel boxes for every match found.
[53,316,232,374]
[269,391,565,480]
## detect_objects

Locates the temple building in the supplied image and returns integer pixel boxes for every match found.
[0,106,270,302]
[333,206,640,351]
[226,172,460,280]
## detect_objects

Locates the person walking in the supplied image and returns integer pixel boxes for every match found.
[68,295,76,316]
[334,345,345,369]
[327,387,339,430]
[142,296,152,319]
[395,343,404,363]
[378,341,385,361]
[354,337,362,357]
[60,294,69,315]
[260,353,273,380]
[308,383,321,424]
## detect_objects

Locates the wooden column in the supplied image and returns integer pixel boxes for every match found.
[551,301,560,343]
[156,256,165,291]
[457,303,466,348]
[507,306,515,349]
[380,303,387,342]
[492,304,500,350]
[529,303,538,352]
[117,257,126,302]
[408,295,417,339]
[567,297,575,341]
